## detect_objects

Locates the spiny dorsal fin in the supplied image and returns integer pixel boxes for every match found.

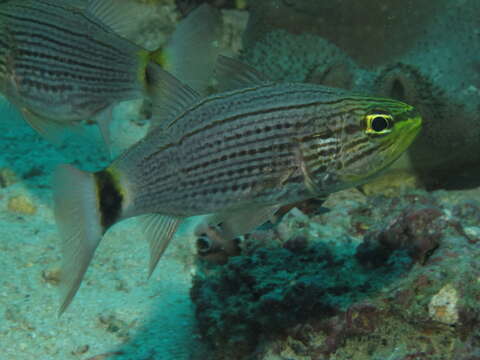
[147,64,201,132]
[215,55,271,92]
[85,0,145,39]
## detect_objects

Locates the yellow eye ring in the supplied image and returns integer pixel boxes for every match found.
[365,114,393,135]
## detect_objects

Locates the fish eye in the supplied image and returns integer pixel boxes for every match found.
[365,112,393,135]
[196,234,213,254]
[371,116,389,132]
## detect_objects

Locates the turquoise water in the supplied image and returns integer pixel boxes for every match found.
[1,1,480,359]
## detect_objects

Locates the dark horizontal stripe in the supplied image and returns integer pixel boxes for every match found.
[143,85,403,162]
[14,62,133,84]
[178,96,397,143]
[144,151,294,197]
[14,55,130,80]
[18,77,73,92]
[15,47,121,74]
[302,145,338,163]
[182,153,293,186]
[0,7,121,54]
[343,142,383,168]
[186,132,294,174]
[12,31,120,65]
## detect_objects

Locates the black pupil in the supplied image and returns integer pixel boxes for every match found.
[197,235,211,252]
[371,116,389,132]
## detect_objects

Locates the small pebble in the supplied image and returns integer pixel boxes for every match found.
[41,268,61,285]
[7,195,37,215]
[71,344,90,355]
[0,168,17,188]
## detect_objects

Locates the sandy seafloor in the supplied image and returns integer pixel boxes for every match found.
[0,100,209,360]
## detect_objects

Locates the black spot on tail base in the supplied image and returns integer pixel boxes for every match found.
[94,170,123,230]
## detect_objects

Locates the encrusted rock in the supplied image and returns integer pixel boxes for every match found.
[191,188,480,359]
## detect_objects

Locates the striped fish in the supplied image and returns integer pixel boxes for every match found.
[0,0,220,147]
[53,56,422,313]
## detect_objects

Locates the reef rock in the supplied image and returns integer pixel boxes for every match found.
[191,188,480,360]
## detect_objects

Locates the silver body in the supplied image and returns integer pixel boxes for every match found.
[115,83,405,217]
[0,0,143,122]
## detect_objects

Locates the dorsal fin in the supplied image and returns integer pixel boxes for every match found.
[215,55,271,92]
[85,0,145,39]
[146,64,201,132]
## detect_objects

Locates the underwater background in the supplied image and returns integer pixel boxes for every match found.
[1,0,480,359]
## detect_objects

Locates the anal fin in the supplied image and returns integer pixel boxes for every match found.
[139,214,182,277]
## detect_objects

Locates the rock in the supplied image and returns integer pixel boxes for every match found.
[41,268,61,286]
[0,168,17,188]
[191,188,480,359]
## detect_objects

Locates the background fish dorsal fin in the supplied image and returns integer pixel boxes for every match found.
[147,64,201,132]
[85,0,143,39]
[215,55,271,92]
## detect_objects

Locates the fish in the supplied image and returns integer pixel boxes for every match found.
[0,0,221,148]
[53,55,422,314]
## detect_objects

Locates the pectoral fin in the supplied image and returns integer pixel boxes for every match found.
[20,108,72,146]
[91,105,114,158]
[196,205,281,242]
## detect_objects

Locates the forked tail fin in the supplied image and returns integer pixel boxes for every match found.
[54,164,105,315]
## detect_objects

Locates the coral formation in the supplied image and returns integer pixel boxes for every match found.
[191,188,480,359]
[242,0,480,188]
